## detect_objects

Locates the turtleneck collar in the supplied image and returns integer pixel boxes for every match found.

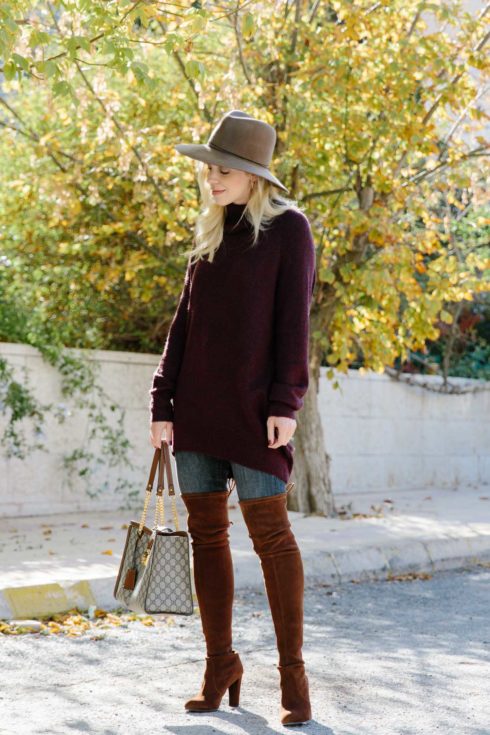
[223,202,250,234]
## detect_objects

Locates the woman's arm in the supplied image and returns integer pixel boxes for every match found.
[149,259,196,422]
[267,212,316,421]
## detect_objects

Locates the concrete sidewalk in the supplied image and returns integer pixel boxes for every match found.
[1,486,489,620]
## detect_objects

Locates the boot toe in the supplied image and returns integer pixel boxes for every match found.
[184,697,219,712]
[281,706,312,725]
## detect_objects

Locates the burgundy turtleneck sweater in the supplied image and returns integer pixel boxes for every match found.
[149,202,316,484]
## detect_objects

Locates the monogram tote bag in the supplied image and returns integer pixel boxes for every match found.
[113,440,194,615]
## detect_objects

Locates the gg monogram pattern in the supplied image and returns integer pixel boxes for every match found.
[114,522,194,616]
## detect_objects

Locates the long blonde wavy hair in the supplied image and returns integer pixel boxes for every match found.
[183,160,302,265]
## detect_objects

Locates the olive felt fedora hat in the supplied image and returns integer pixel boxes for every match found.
[174,110,289,193]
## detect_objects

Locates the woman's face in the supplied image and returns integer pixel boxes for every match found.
[206,163,257,205]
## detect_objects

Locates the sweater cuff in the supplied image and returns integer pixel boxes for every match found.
[267,401,298,421]
[149,401,174,423]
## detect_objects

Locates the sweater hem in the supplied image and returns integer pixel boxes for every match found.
[171,436,292,485]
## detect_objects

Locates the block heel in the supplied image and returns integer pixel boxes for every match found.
[184,650,243,712]
[228,675,242,707]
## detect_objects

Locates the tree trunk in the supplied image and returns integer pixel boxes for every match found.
[287,354,337,517]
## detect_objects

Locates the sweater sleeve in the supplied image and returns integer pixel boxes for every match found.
[149,259,195,422]
[267,212,316,421]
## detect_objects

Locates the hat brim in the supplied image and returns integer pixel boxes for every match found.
[174,143,289,194]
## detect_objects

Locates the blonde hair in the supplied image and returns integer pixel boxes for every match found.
[183,160,302,265]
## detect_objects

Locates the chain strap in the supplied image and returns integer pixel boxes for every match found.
[138,441,179,535]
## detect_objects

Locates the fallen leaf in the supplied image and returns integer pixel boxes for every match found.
[387,571,432,582]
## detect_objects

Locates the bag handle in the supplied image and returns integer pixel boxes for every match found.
[158,441,180,532]
[137,441,180,535]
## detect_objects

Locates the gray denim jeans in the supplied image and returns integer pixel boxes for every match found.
[174,450,286,501]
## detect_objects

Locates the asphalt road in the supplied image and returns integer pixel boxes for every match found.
[1,566,489,735]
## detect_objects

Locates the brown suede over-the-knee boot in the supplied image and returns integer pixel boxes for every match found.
[239,491,312,726]
[181,490,243,711]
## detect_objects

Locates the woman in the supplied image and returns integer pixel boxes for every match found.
[149,110,316,726]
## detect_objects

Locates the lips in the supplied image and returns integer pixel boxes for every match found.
[212,190,225,194]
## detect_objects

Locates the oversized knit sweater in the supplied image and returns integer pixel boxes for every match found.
[149,201,316,484]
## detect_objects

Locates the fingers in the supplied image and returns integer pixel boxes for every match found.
[267,416,296,449]
[267,418,276,447]
[268,426,287,449]
[149,421,173,449]
[149,424,158,449]
[149,430,160,449]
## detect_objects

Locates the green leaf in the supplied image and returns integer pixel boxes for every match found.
[44,60,58,78]
[77,36,92,53]
[131,61,149,74]
[3,60,16,80]
[242,13,255,40]
[29,30,51,48]
[66,37,79,59]
[52,81,73,97]
[163,33,179,54]
[12,53,29,71]
[184,59,202,79]
[319,267,335,284]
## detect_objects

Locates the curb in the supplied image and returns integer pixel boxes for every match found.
[306,535,490,585]
[2,533,490,621]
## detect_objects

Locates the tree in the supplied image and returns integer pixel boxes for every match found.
[1,1,489,514]
[222,0,489,513]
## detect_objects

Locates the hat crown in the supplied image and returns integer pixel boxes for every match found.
[173,109,289,193]
[207,110,277,169]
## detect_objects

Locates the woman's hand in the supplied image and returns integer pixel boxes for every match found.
[267,416,296,449]
[149,421,173,449]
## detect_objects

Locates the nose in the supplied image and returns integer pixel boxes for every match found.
[207,166,222,182]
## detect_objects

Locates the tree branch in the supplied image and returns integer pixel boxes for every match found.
[301,186,354,202]
[232,4,253,84]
